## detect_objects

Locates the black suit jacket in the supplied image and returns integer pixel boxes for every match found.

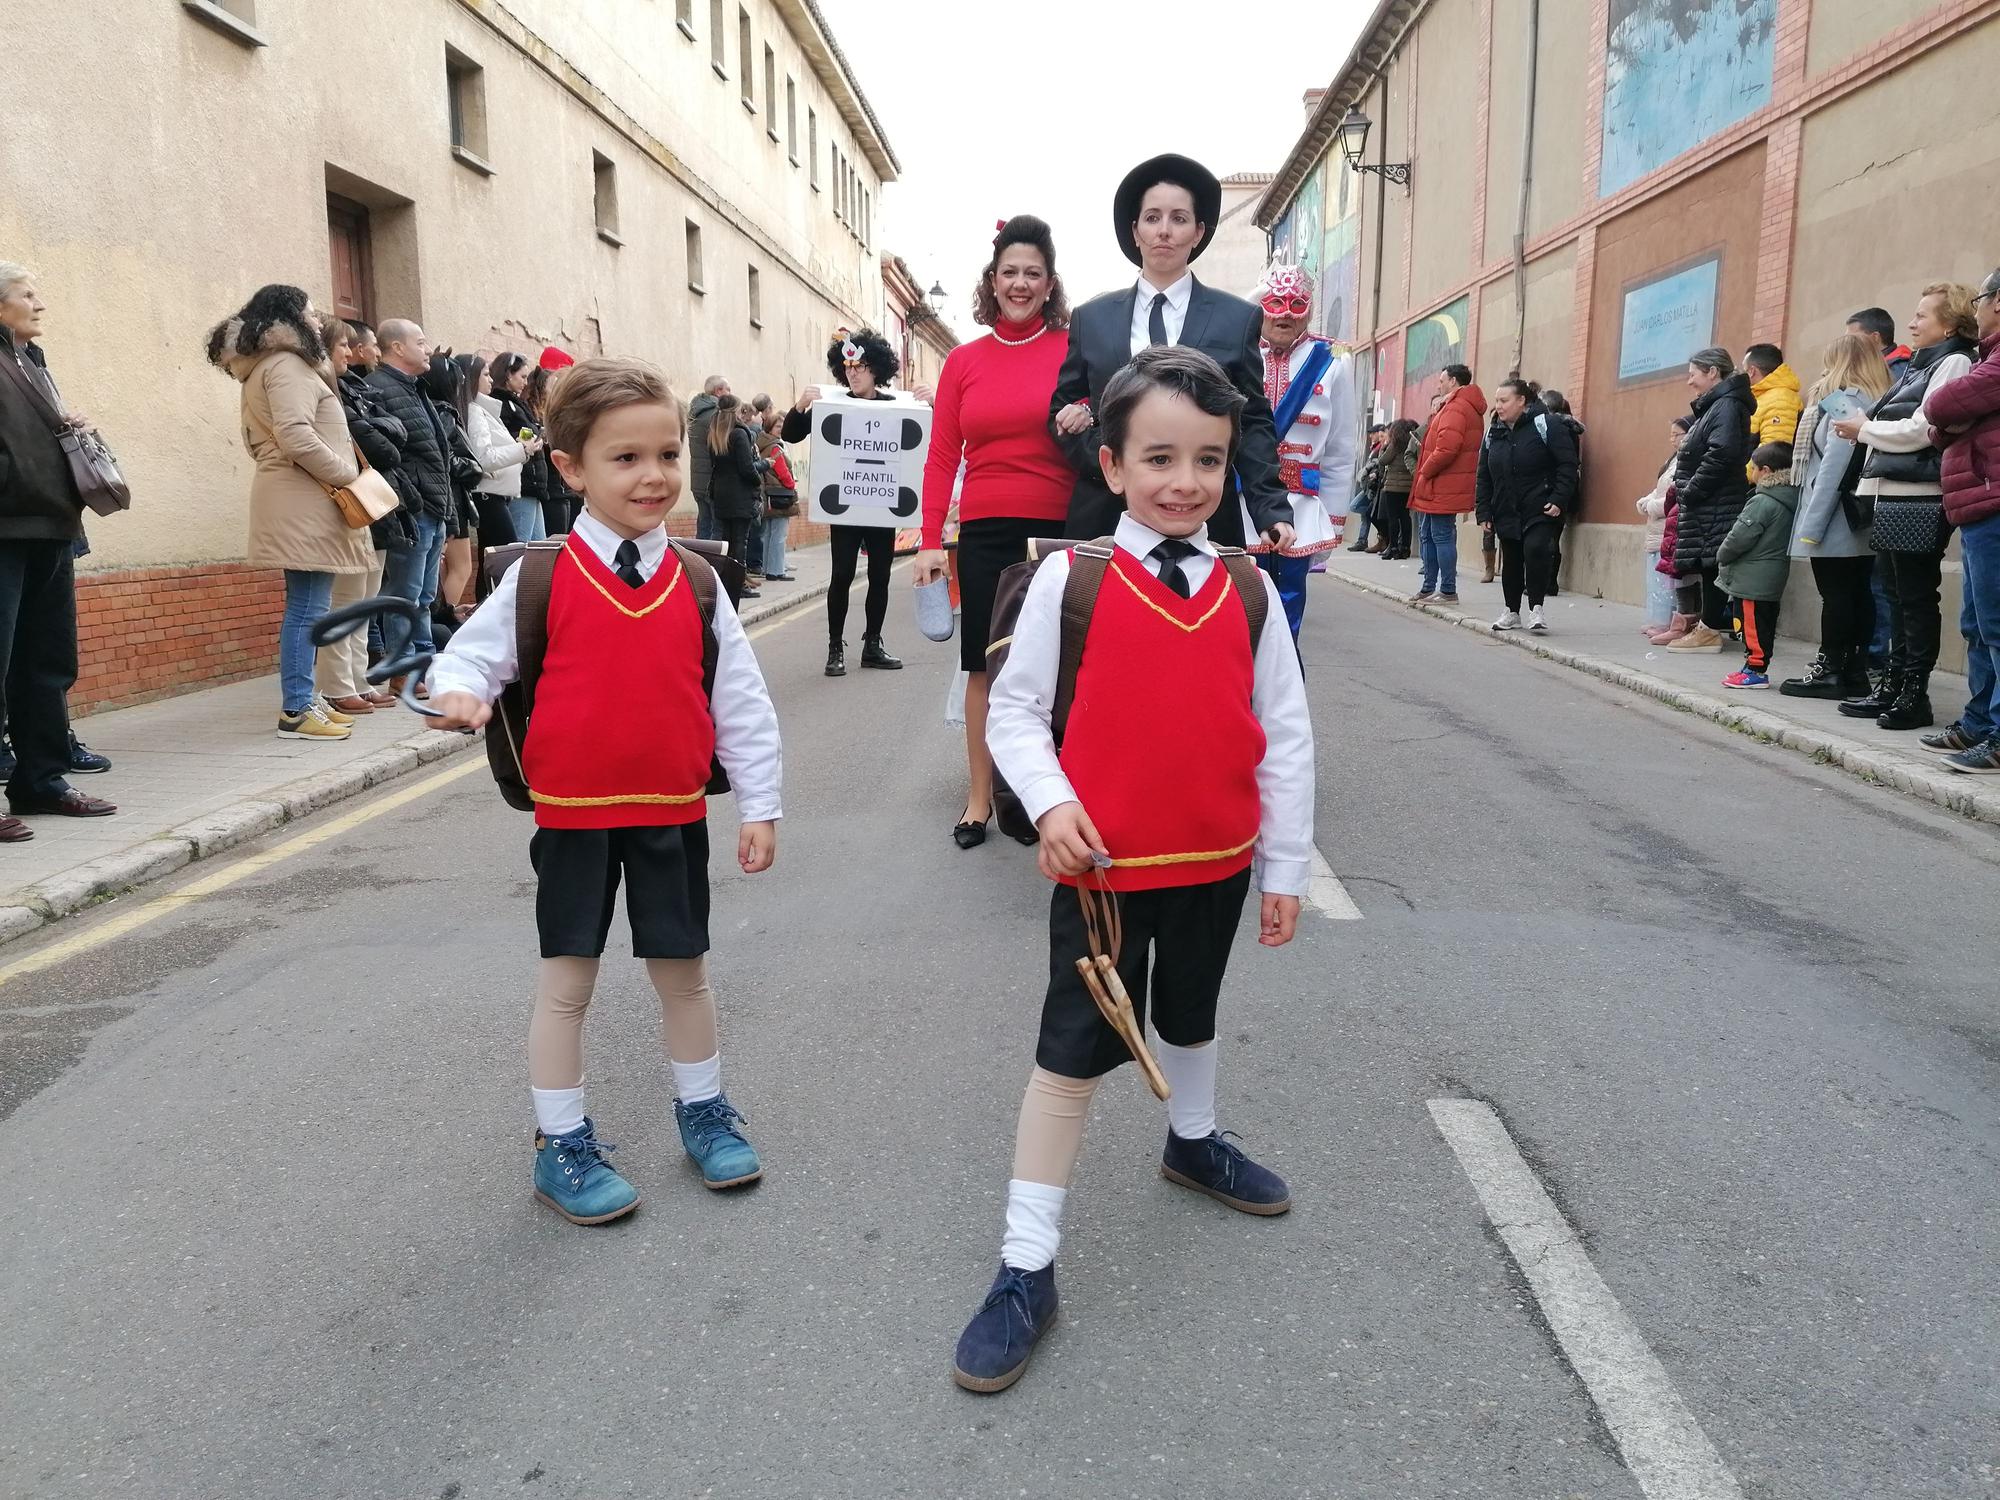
[1047,278,1287,548]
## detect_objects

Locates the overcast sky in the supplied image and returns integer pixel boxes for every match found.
[812,0,1372,333]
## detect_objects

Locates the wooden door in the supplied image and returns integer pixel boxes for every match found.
[326,195,374,323]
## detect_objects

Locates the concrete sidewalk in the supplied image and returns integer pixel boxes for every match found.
[1,542,837,945]
[1321,544,2000,827]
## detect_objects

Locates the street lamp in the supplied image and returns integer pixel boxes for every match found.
[927,280,946,310]
[1336,105,1410,189]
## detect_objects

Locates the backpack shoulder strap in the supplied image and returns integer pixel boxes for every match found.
[513,543,562,713]
[1050,536,1117,742]
[1215,549,1269,655]
[668,539,722,700]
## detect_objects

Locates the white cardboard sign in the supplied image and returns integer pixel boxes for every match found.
[806,395,931,528]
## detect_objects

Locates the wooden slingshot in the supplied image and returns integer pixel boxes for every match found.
[1075,870,1171,1101]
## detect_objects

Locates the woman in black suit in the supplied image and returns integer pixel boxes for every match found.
[1048,153,1293,551]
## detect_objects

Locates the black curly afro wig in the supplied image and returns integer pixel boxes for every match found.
[825,327,899,389]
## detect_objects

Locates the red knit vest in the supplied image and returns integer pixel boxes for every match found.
[1056,550,1264,892]
[522,537,714,829]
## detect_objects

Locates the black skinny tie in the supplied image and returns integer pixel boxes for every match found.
[1151,539,1197,599]
[613,539,645,590]
[1148,291,1169,347]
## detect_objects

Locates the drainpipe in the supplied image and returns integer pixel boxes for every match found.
[1367,75,1391,411]
[1510,0,1541,375]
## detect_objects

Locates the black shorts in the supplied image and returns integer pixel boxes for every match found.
[530,822,711,960]
[956,515,1070,673]
[1034,869,1253,1079]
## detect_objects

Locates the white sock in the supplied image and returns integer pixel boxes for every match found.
[532,1084,587,1138]
[1157,1039,1218,1140]
[1000,1180,1068,1272]
[671,1052,723,1104]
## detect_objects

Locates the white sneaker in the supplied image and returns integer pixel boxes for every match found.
[1491,610,1522,632]
[1528,607,1548,633]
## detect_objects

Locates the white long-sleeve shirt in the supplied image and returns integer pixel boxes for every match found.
[1128,272,1194,353]
[428,510,783,822]
[985,514,1316,897]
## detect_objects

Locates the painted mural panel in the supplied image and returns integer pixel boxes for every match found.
[1318,150,1361,345]
[1617,254,1720,383]
[1400,296,1469,421]
[1599,0,1776,197]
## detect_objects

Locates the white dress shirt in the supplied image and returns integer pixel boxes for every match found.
[985,514,1315,896]
[428,510,784,822]
[1128,271,1196,355]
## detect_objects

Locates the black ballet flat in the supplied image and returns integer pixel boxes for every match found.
[953,815,989,850]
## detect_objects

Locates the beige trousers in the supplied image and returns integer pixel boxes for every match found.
[315,553,384,699]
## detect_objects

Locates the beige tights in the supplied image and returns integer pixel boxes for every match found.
[526,955,720,1088]
[1010,1067,1101,1187]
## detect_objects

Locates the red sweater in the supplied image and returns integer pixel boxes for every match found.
[1057,551,1264,892]
[523,538,714,829]
[920,317,1073,549]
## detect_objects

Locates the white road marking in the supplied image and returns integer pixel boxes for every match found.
[1427,1099,1746,1500]
[1307,846,1363,920]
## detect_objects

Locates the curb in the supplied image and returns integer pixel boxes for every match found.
[1328,569,2000,829]
[0,579,832,950]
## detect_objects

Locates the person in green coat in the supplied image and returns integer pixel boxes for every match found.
[1716,440,1802,689]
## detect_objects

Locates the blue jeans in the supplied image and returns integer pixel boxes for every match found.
[1958,511,2000,741]
[382,512,446,665]
[280,570,335,714]
[1867,564,1894,665]
[1348,494,1373,547]
[1256,552,1311,638]
[746,509,767,573]
[1418,512,1459,594]
[695,497,718,542]
[764,514,790,577]
[506,498,546,542]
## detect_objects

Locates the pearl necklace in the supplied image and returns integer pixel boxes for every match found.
[992,319,1049,347]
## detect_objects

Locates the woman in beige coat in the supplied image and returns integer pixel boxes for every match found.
[205,284,371,741]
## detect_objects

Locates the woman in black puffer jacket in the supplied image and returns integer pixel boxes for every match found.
[1476,379,1577,632]
[1667,346,1755,651]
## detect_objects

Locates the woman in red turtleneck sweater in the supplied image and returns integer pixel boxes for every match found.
[914,215,1075,850]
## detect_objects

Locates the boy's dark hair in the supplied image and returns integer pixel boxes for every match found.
[1744,342,1783,376]
[1751,440,1793,473]
[1099,345,1245,458]
[542,355,684,458]
[825,327,900,387]
[1442,363,1473,388]
[1845,307,1895,348]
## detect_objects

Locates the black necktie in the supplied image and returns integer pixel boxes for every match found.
[613,539,645,590]
[1148,291,1169,347]
[1151,539,1197,598]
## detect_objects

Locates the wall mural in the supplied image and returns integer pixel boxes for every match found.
[1599,0,1776,197]
[1318,152,1361,346]
[1400,296,1469,421]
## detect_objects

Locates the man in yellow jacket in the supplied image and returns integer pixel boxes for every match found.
[1743,343,1803,478]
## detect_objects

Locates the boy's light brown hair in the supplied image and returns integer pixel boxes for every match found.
[541,356,685,458]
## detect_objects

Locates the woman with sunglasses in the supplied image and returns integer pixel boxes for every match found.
[1237,262,1355,638]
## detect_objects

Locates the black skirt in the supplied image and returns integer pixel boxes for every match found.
[956,515,1070,673]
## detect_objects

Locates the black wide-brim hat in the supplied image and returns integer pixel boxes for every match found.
[1113,153,1222,267]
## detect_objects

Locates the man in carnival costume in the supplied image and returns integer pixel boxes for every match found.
[1240,261,1355,638]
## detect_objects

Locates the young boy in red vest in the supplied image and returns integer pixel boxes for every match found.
[427,357,782,1225]
[952,346,1315,1391]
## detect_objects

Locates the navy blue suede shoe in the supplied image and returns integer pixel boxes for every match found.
[951,1263,1059,1393]
[1160,1130,1292,1215]
[533,1118,640,1225]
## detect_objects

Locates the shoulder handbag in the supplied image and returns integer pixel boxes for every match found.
[0,342,131,516]
[249,404,398,529]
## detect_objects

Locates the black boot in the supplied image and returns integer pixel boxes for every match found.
[1838,669,1901,718]
[825,640,846,677]
[860,636,902,670]
[1877,674,1934,731]
[1779,649,1851,700]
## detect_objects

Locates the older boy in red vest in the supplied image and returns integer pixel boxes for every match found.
[952,346,1316,1392]
[428,358,782,1225]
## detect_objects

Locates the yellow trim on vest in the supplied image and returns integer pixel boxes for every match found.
[1110,835,1256,869]
[1107,557,1233,633]
[564,544,684,619]
[530,789,707,808]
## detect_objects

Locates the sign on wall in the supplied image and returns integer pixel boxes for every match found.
[806,395,931,528]
[1617,255,1720,384]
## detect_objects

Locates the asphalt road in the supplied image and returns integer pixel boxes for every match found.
[3,571,1995,1499]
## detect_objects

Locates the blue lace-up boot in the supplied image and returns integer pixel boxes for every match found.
[532,1118,640,1224]
[1160,1130,1292,1215]
[951,1262,1059,1393]
[674,1093,763,1189]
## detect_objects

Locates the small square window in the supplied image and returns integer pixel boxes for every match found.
[593,151,622,244]
[676,0,695,40]
[446,46,492,172]
[764,46,778,140]
[181,0,265,47]
[748,265,763,330]
[709,0,725,74]
[686,221,706,293]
